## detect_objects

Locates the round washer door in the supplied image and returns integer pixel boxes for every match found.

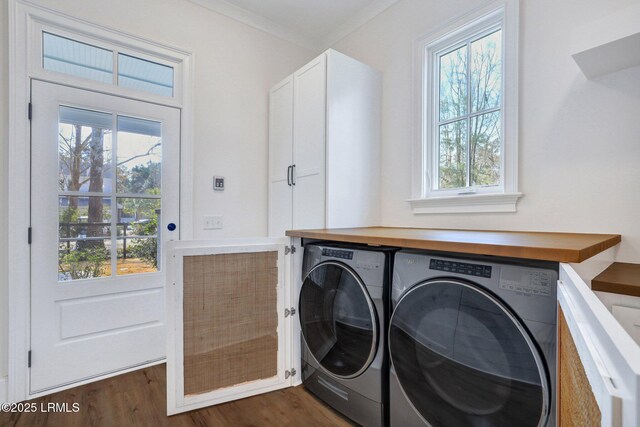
[389,279,549,427]
[299,261,378,379]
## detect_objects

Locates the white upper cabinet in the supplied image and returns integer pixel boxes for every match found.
[268,49,382,237]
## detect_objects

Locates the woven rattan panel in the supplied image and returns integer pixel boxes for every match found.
[183,251,279,395]
[558,306,601,426]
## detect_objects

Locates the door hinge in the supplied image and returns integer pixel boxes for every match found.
[28,227,32,244]
[28,102,32,120]
[28,350,32,368]
[284,307,296,317]
[284,245,296,255]
[285,368,297,379]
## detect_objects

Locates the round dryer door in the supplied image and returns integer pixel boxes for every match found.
[299,261,378,379]
[389,279,549,427]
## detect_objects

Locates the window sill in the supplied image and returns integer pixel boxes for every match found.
[408,192,523,214]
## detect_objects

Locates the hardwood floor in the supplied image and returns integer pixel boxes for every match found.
[0,364,355,427]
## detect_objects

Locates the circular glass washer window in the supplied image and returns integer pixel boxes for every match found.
[389,279,549,427]
[299,262,378,378]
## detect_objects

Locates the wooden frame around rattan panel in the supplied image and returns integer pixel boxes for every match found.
[166,239,293,415]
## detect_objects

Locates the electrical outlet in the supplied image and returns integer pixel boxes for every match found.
[203,215,223,230]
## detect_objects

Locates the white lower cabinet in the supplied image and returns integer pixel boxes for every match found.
[558,263,640,426]
[165,238,303,415]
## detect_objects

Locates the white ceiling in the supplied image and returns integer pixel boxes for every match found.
[190,0,399,50]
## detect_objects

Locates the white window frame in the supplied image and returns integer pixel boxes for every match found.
[410,0,521,214]
[7,0,194,402]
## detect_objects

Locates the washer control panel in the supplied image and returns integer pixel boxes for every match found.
[355,251,381,270]
[322,248,353,260]
[499,268,553,296]
[429,259,492,278]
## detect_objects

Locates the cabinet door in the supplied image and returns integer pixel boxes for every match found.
[166,238,294,415]
[268,77,294,237]
[293,54,326,230]
[558,264,640,426]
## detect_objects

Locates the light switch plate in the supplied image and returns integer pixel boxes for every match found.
[203,215,223,229]
[213,176,225,191]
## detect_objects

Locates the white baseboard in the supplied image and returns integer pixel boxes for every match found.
[0,377,7,403]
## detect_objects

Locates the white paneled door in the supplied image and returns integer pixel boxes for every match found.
[30,80,180,393]
[268,76,294,238]
[292,54,326,230]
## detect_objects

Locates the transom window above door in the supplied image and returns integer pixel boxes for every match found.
[42,32,175,97]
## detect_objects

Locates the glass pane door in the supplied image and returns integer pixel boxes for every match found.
[115,115,162,275]
[57,107,163,280]
[31,80,180,392]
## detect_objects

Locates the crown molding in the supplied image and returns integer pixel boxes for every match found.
[189,0,400,52]
[189,0,318,50]
[318,0,399,49]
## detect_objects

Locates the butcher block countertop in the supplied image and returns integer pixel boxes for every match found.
[592,262,640,297]
[285,227,621,263]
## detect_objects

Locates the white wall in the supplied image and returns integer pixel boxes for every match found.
[0,0,8,382]
[332,0,640,263]
[0,0,314,381]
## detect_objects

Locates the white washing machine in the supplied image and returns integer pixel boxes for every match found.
[389,250,558,427]
[299,243,395,427]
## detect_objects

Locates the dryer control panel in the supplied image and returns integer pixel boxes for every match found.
[321,248,353,259]
[429,259,492,278]
[499,268,553,296]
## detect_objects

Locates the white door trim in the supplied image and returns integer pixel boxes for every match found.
[7,0,194,402]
